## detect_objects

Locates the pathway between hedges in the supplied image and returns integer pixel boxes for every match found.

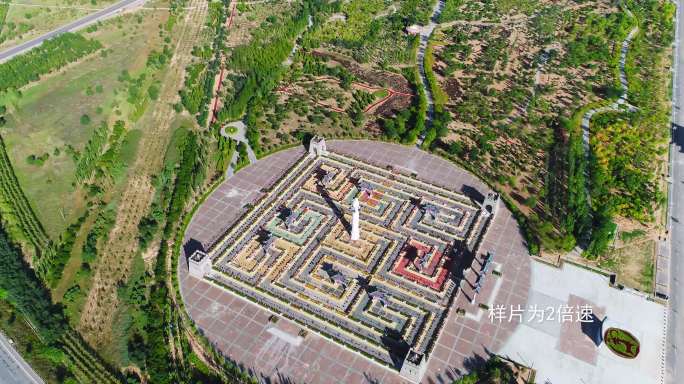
[415,0,445,146]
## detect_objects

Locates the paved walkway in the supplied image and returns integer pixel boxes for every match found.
[666,1,684,381]
[283,15,313,67]
[220,120,257,178]
[499,261,666,384]
[581,7,639,172]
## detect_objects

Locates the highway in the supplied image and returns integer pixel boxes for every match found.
[0,0,145,63]
[0,332,43,384]
[667,1,684,383]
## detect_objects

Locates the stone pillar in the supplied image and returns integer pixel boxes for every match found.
[351,198,360,241]
[482,192,500,218]
[188,250,210,279]
[399,349,428,383]
[308,136,327,157]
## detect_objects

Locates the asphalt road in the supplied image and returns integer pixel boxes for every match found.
[667,1,684,383]
[0,332,43,384]
[0,0,144,63]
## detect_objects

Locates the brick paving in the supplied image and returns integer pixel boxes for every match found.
[179,141,531,383]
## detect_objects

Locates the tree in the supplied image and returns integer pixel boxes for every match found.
[80,114,91,125]
[0,226,67,344]
[0,33,102,93]
[148,84,160,100]
[453,356,516,383]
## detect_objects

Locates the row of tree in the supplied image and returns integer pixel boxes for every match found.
[0,33,101,93]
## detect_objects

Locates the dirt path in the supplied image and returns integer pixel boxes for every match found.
[209,0,237,126]
[78,0,208,349]
[276,78,412,114]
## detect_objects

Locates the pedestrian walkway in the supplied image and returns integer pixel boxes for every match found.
[498,261,666,384]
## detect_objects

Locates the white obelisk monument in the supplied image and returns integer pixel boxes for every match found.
[351,198,360,241]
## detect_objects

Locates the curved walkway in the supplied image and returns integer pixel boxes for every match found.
[282,15,313,67]
[581,7,639,155]
[179,140,531,384]
[578,6,639,241]
[219,121,256,178]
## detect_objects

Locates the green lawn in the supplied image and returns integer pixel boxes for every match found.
[1,10,165,238]
[0,4,9,35]
[0,0,118,50]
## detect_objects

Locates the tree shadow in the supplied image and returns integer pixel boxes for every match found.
[256,227,272,243]
[297,131,314,149]
[462,345,494,373]
[510,191,526,206]
[448,241,474,284]
[275,370,297,384]
[277,205,292,222]
[313,166,327,182]
[405,242,420,261]
[456,347,517,383]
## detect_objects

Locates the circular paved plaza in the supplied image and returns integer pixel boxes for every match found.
[178,140,531,383]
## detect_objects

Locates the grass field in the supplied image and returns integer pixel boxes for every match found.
[600,237,656,293]
[1,10,166,239]
[71,0,210,363]
[0,3,9,35]
[0,0,118,50]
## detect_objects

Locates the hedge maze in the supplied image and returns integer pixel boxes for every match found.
[194,150,494,368]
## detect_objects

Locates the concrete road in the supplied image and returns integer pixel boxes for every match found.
[0,0,145,63]
[0,332,44,384]
[415,0,444,145]
[667,1,684,383]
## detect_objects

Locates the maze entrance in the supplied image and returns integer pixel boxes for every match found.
[191,150,493,369]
